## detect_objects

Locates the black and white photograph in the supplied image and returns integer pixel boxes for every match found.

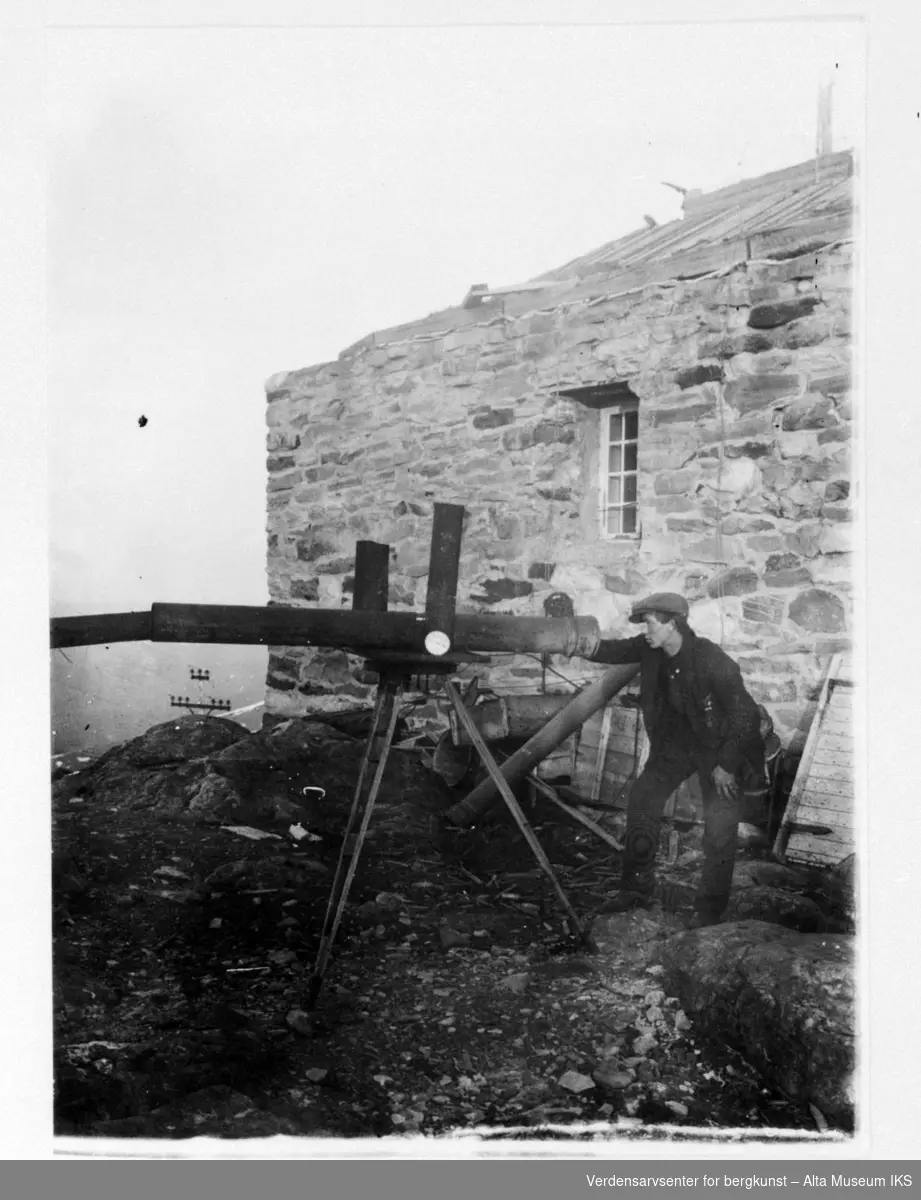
[24,6,886,1160]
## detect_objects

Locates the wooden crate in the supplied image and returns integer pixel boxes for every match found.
[567,696,701,821]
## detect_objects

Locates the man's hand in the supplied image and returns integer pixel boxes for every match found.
[712,765,739,803]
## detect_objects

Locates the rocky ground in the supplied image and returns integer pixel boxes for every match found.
[51,713,853,1145]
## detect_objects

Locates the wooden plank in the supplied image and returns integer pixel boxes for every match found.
[591,707,614,801]
[352,541,390,612]
[424,502,465,650]
[787,830,855,859]
[799,781,853,803]
[811,745,854,766]
[773,653,842,862]
[578,705,638,739]
[748,210,853,260]
[789,822,854,844]
[51,611,153,648]
[811,760,854,778]
[803,777,853,801]
[810,732,853,754]
[797,796,853,819]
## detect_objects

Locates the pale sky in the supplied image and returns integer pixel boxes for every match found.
[46,18,865,614]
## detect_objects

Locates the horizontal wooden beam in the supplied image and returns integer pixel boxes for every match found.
[50,611,153,649]
[49,602,601,659]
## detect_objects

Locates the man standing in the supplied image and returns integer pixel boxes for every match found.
[590,592,765,926]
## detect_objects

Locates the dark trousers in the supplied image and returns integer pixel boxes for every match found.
[620,746,740,918]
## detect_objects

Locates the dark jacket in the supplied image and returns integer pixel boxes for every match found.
[593,629,763,778]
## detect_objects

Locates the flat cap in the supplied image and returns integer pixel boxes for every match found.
[628,592,690,623]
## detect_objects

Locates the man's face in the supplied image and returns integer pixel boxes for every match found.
[643,613,674,649]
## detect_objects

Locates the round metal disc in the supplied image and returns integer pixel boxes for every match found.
[424,629,451,656]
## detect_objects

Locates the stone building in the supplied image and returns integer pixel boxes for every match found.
[263,151,856,765]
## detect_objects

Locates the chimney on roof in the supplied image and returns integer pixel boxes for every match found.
[816,81,834,157]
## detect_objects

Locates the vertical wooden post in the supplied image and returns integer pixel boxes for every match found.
[424,503,464,654]
[352,541,390,613]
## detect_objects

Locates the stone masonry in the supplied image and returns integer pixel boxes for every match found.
[264,164,855,756]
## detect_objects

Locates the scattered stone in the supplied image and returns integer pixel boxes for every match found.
[499,973,530,994]
[285,1009,317,1037]
[558,1070,596,1094]
[593,1067,634,1091]
[643,989,666,1008]
[632,1033,657,1056]
[270,949,298,966]
[203,861,251,890]
[438,926,471,951]
[304,1067,330,1085]
[153,866,191,880]
[220,825,282,842]
[675,1009,692,1033]
[665,1100,689,1118]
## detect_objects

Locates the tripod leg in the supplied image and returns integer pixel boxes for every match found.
[314,685,388,954]
[307,678,404,1009]
[444,681,596,951]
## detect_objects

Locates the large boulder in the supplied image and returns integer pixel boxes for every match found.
[657,922,855,1129]
[53,714,454,835]
[726,884,825,930]
[96,715,250,769]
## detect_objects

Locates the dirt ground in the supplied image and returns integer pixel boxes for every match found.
[51,720,827,1146]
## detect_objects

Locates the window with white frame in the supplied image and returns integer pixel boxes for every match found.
[601,402,639,536]
[558,382,641,539]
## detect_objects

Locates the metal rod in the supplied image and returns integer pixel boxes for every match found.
[444,680,596,951]
[445,663,639,827]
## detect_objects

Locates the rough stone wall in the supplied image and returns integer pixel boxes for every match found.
[264,239,854,750]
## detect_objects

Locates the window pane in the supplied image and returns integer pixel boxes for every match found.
[608,412,623,441]
[607,476,622,504]
[606,507,622,535]
[623,505,638,534]
[608,444,623,473]
[624,474,637,503]
[624,443,637,471]
[624,410,638,440]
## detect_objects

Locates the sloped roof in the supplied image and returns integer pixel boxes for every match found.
[530,150,854,287]
[342,150,855,354]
